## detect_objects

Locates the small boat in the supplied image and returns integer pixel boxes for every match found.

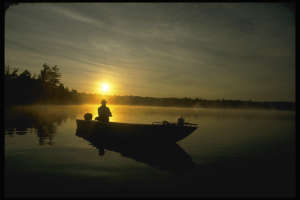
[76,119,198,143]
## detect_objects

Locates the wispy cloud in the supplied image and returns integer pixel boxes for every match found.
[46,5,101,26]
[5,3,295,101]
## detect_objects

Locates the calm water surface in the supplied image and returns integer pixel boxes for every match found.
[4,105,295,197]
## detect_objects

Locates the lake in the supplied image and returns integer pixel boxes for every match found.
[4,105,295,197]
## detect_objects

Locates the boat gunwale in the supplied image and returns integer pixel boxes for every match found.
[76,119,198,128]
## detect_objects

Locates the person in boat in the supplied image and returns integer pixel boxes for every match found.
[96,99,112,123]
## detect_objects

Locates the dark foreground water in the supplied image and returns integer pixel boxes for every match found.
[4,105,295,197]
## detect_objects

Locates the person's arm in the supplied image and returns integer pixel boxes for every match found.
[108,108,112,117]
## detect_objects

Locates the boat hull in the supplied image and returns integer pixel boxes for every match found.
[76,120,197,143]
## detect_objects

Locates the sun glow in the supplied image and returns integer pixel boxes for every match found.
[100,83,110,94]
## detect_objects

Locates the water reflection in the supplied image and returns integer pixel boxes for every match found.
[4,106,73,145]
[5,128,34,136]
[36,124,56,145]
[76,130,195,173]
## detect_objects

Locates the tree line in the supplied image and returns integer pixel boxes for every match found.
[105,96,295,110]
[5,64,81,105]
[4,64,295,111]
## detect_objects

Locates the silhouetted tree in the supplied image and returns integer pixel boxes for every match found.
[19,70,32,80]
[38,63,61,87]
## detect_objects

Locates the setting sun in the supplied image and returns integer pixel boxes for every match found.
[100,83,110,94]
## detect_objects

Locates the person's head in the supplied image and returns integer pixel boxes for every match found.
[101,99,107,106]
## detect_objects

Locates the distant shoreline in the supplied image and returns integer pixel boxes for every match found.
[5,97,295,112]
[5,64,295,111]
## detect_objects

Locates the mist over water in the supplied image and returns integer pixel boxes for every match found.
[5,105,295,197]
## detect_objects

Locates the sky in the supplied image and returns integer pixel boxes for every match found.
[5,3,295,101]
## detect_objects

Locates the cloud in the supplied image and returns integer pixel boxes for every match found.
[5,3,295,101]
[46,5,100,25]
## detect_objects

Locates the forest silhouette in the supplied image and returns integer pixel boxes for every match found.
[4,64,295,111]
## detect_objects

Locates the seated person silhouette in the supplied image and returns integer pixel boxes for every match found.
[96,99,112,123]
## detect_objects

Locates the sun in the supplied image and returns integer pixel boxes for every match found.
[100,83,110,94]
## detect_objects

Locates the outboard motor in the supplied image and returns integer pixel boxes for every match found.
[84,113,93,120]
[162,120,170,126]
[177,116,184,126]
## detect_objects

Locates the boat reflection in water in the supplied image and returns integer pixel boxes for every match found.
[76,129,196,173]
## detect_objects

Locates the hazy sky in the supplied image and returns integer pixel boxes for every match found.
[5,3,295,101]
